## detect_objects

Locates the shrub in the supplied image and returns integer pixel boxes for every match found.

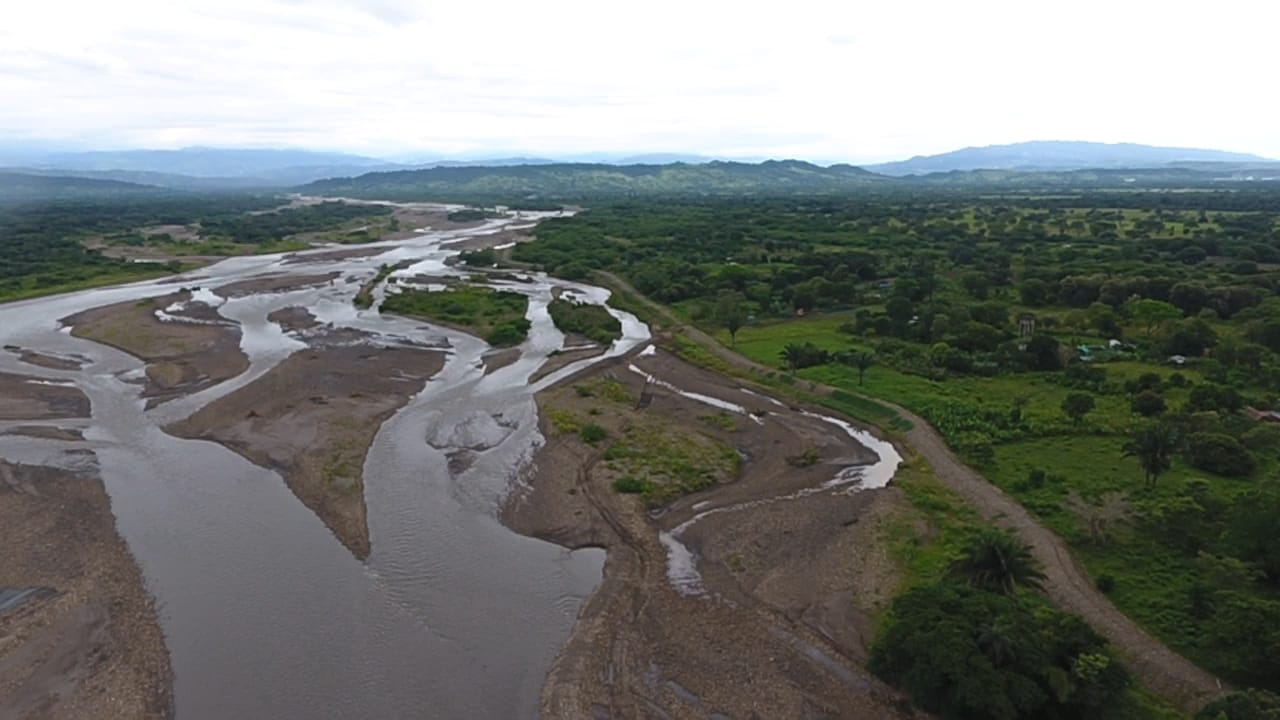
[579,423,607,444]
[486,321,529,347]
[612,476,648,494]
[1061,392,1096,423]
[1186,432,1255,477]
[1096,574,1116,593]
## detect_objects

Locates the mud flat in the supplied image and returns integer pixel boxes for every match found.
[0,461,172,719]
[0,372,90,421]
[3,346,87,372]
[167,332,446,558]
[504,348,917,719]
[62,290,248,407]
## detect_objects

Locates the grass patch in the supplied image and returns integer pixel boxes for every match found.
[698,412,738,431]
[602,422,740,503]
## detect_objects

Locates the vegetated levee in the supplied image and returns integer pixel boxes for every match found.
[0,207,654,719]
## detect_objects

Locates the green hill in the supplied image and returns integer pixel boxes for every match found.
[0,172,175,205]
[297,160,889,201]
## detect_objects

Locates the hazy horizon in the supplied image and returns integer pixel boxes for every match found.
[3,1,1277,163]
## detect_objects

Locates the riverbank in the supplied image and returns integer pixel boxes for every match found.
[0,460,172,719]
[504,347,918,718]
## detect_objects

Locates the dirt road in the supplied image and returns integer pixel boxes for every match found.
[594,271,1227,713]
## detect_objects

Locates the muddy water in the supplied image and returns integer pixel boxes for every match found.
[0,209,647,719]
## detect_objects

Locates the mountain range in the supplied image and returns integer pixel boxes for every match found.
[865,140,1272,176]
[1,141,1277,203]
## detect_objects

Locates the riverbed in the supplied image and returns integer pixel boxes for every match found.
[0,210,648,719]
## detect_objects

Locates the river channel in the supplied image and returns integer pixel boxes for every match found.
[0,209,646,719]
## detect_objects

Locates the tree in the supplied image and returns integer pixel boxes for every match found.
[714,291,745,348]
[885,296,914,334]
[1169,281,1209,316]
[1061,392,1096,424]
[838,350,875,385]
[1223,490,1280,584]
[1125,298,1181,338]
[1025,334,1062,371]
[961,271,990,300]
[1087,302,1122,337]
[1130,390,1166,417]
[949,529,1045,595]
[1185,432,1255,477]
[1164,318,1219,357]
[1123,423,1179,486]
[868,582,1128,720]
[780,342,830,372]
[1019,278,1050,307]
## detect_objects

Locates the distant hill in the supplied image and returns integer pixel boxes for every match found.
[868,141,1273,176]
[0,166,271,192]
[0,172,174,205]
[5,147,401,185]
[298,160,888,201]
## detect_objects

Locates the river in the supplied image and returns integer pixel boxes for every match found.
[0,206,901,718]
[0,210,647,719]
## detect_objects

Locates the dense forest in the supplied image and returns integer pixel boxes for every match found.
[0,195,392,301]
[512,190,1280,717]
[298,161,1280,203]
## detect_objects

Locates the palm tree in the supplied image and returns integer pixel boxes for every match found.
[949,529,1045,595]
[780,343,804,373]
[1123,423,1179,487]
[838,350,875,386]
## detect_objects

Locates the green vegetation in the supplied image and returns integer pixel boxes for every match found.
[547,297,622,343]
[380,285,531,346]
[870,581,1129,720]
[447,208,501,222]
[602,422,740,504]
[512,191,1280,709]
[353,263,396,309]
[0,194,399,303]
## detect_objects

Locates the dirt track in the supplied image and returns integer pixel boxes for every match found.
[595,271,1227,713]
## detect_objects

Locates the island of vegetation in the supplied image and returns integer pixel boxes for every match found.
[381,285,532,346]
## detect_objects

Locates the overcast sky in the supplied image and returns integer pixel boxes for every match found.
[1,0,1276,162]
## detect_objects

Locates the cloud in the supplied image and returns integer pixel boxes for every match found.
[0,0,1277,161]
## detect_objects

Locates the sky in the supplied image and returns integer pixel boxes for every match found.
[1,0,1277,163]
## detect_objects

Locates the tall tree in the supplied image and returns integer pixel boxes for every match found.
[714,290,745,348]
[838,350,876,386]
[1125,298,1181,338]
[1123,423,1179,487]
